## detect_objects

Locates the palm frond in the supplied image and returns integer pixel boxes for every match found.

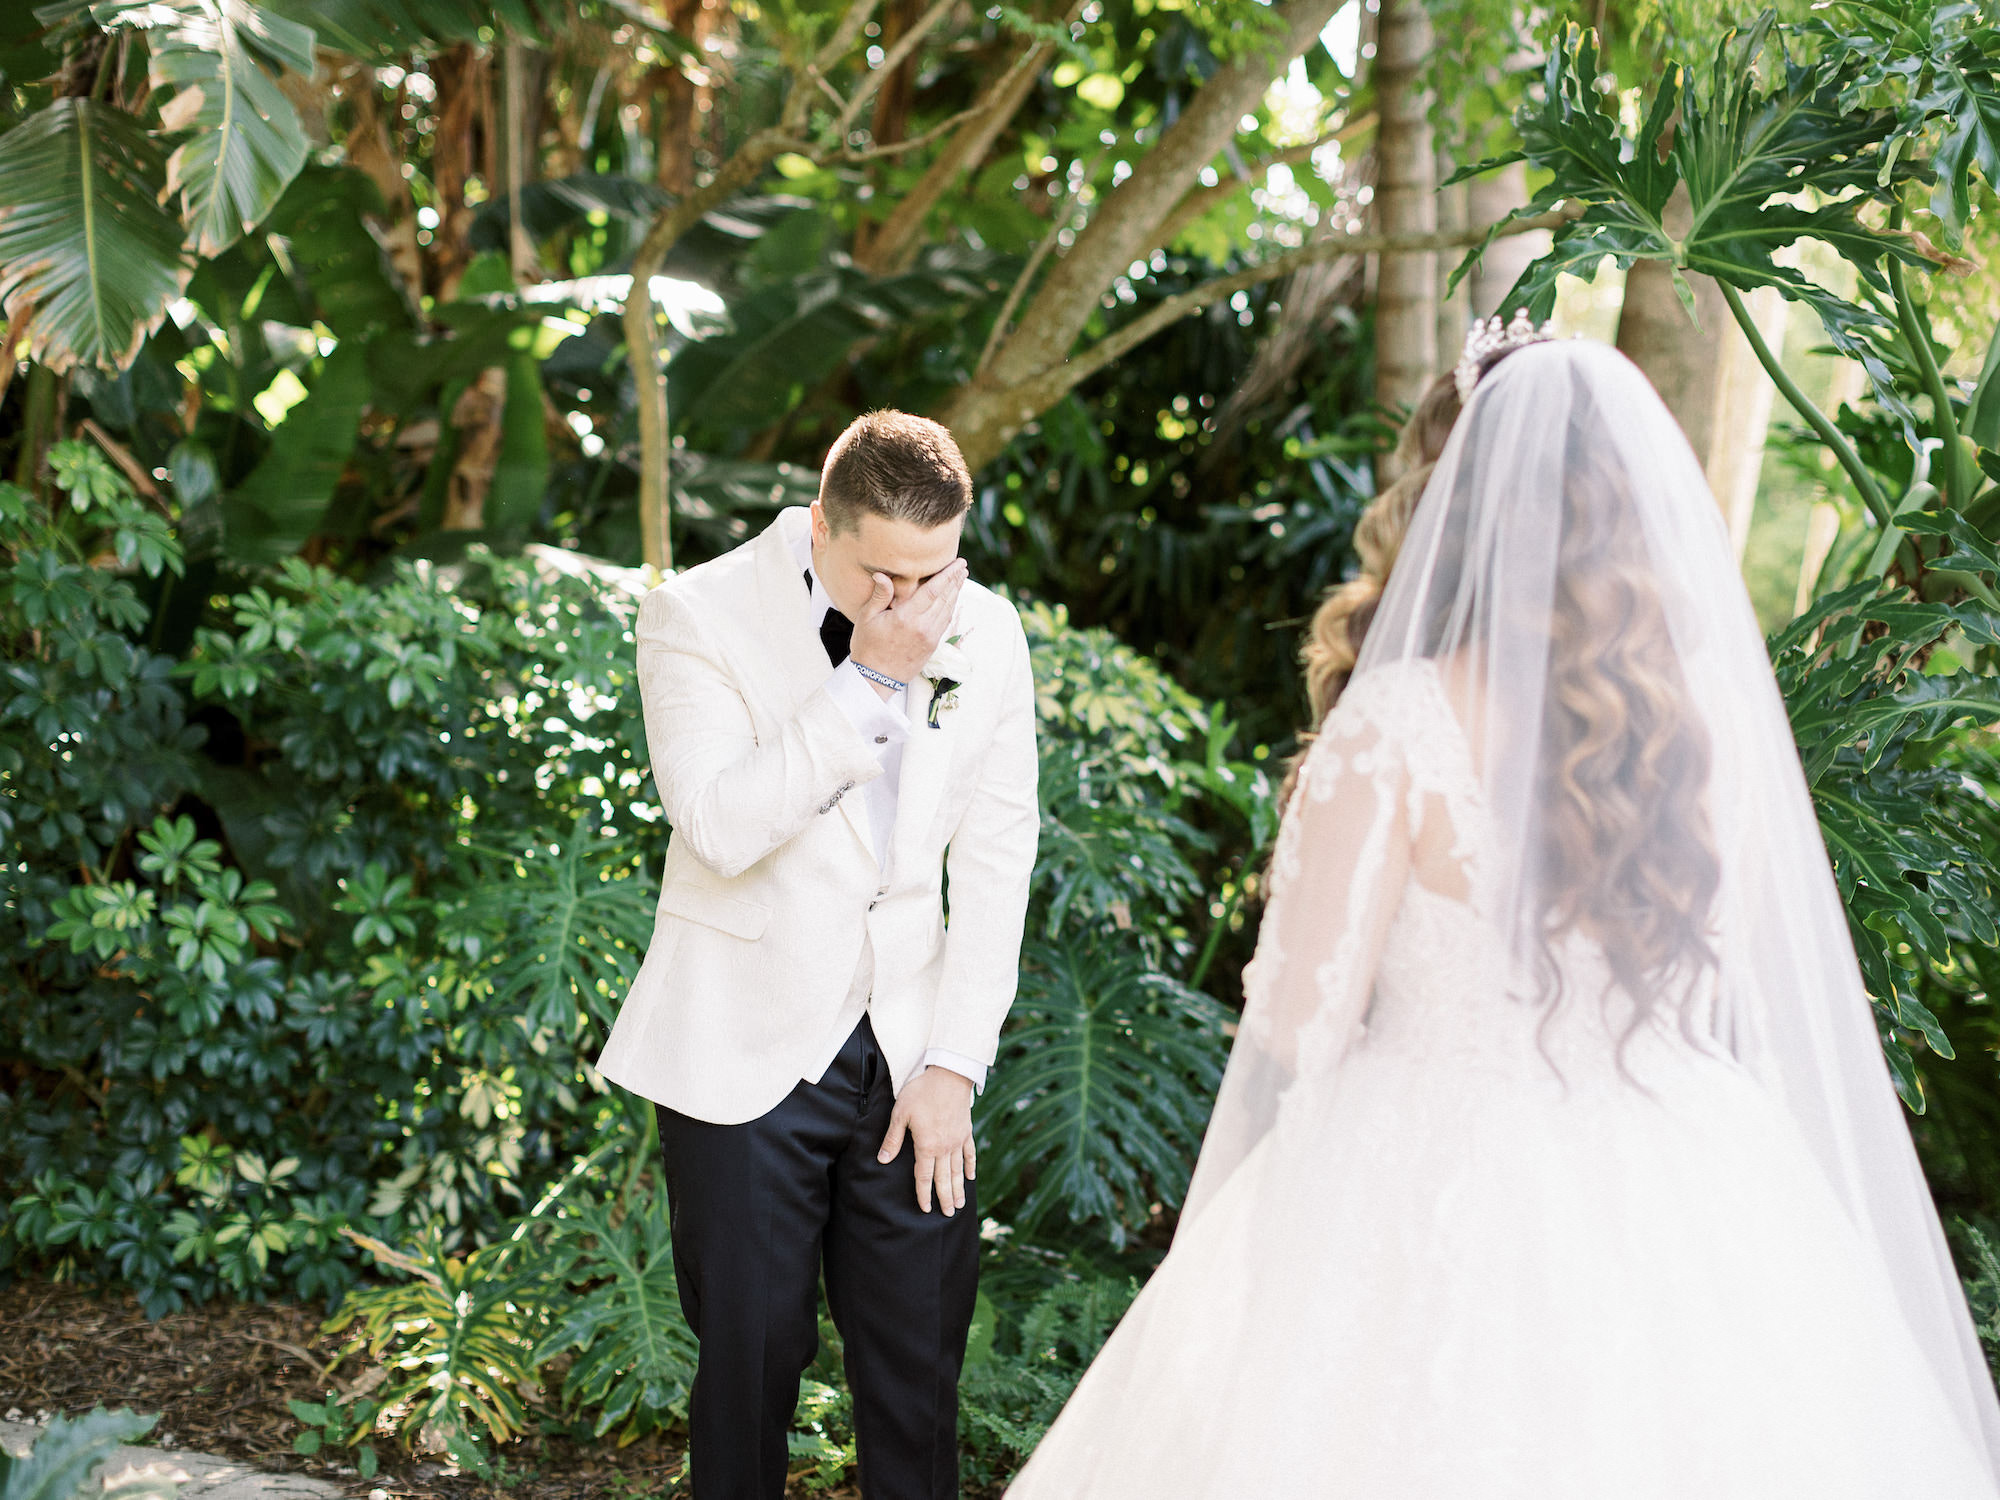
[0,99,188,372]
[535,1192,697,1438]
[975,938,1229,1247]
[146,0,314,255]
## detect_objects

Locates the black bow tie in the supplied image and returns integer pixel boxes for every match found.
[807,568,853,667]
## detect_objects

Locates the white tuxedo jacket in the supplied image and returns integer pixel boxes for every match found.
[597,507,1040,1125]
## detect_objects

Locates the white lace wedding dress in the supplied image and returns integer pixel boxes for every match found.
[1007,660,2000,1498]
[1011,343,2000,1492]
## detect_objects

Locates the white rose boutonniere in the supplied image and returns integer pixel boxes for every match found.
[922,634,971,729]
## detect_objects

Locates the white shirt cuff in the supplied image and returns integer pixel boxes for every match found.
[922,1047,988,1093]
[825,659,911,757]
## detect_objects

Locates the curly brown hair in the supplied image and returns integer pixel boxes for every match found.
[1283,348,1721,1043]
[1529,430,1719,1049]
[1280,362,1477,811]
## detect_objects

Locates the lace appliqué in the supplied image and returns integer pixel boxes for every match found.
[1242,661,1490,1105]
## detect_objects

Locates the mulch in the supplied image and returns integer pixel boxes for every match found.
[0,1277,865,1500]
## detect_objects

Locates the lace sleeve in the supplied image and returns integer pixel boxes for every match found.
[1247,689,1415,1082]
[1179,672,1416,1225]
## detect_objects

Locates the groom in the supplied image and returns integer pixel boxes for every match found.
[597,411,1039,1499]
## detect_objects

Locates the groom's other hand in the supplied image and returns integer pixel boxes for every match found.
[877,1065,976,1215]
[849,558,968,695]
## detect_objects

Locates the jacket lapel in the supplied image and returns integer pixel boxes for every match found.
[890,667,952,883]
[751,507,839,712]
[747,508,875,859]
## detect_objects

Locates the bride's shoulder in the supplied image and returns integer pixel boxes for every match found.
[1327,658,1453,739]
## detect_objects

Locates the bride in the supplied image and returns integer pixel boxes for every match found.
[1005,330,2000,1497]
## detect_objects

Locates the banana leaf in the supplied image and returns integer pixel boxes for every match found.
[0,99,188,372]
[145,0,314,256]
[265,164,417,339]
[222,341,370,563]
[486,350,549,538]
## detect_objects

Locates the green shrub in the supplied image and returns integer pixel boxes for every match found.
[2,443,666,1311]
[0,1406,184,1500]
[1,449,1266,1322]
[957,1271,1141,1487]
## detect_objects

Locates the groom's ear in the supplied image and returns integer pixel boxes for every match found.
[810,499,830,545]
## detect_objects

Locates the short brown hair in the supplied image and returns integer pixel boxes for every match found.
[818,411,972,532]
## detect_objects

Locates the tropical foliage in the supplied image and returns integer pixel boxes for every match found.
[0,432,1266,1474]
[0,1406,185,1500]
[1456,4,2000,1114]
[7,0,2000,1486]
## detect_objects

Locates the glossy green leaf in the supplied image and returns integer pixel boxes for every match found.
[1815,0,2000,244]
[144,0,314,256]
[535,1194,698,1435]
[223,341,371,563]
[669,250,1000,433]
[453,826,655,1038]
[258,0,557,56]
[486,350,549,537]
[0,1407,171,1500]
[975,939,1229,1247]
[265,165,416,339]
[1457,17,1932,426]
[0,99,188,372]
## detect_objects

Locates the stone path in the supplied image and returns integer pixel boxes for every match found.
[1,1416,348,1500]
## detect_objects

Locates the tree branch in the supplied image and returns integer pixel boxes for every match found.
[1081,209,1579,383]
[836,0,957,138]
[838,95,994,163]
[976,166,1093,377]
[976,0,1349,396]
[856,19,1066,272]
[946,205,1581,469]
[1155,111,1376,250]
[812,0,883,76]
[624,0,881,570]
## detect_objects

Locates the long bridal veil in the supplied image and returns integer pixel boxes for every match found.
[1181,338,2000,1472]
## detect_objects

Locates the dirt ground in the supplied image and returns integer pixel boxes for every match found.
[0,1277,831,1500]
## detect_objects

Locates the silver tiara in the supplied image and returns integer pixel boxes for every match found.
[1453,310,1560,404]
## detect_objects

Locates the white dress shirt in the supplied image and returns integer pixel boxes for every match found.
[793,531,989,1093]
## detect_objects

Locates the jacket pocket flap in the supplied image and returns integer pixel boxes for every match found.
[659,879,771,941]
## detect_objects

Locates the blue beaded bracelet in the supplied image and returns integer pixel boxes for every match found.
[853,661,907,693]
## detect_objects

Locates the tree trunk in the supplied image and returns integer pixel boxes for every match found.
[503,42,535,282]
[428,45,485,301]
[339,63,426,304]
[1466,157,1547,316]
[938,0,1347,469]
[852,0,921,266]
[653,0,719,195]
[442,368,509,530]
[1371,0,1437,485]
[1705,285,1787,557]
[1617,244,1787,557]
[1433,137,1469,383]
[1617,256,1728,455]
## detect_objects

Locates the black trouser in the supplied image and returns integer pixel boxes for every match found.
[655,1014,979,1500]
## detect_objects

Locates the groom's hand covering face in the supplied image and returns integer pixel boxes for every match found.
[812,499,968,692]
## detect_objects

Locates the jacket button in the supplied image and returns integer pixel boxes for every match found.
[874,735,888,744]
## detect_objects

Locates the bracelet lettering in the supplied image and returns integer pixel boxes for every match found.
[853,661,907,693]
